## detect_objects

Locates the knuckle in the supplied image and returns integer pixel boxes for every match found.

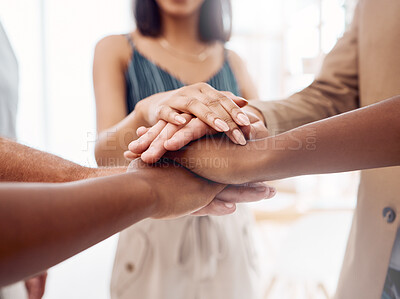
[198,82,211,92]
[227,105,241,115]
[184,97,198,109]
[195,82,207,88]
[205,98,221,106]
[221,115,236,125]
[224,91,235,98]
[203,111,216,122]
[157,105,168,117]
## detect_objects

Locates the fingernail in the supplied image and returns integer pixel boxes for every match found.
[224,202,234,209]
[255,186,267,192]
[233,129,246,145]
[175,115,186,125]
[237,113,250,126]
[214,119,230,132]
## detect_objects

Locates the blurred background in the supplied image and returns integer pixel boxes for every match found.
[0,0,359,298]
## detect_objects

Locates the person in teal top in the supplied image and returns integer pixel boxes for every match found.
[93,0,267,298]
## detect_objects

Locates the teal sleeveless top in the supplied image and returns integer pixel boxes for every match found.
[123,34,241,113]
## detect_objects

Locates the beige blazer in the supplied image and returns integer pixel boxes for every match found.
[251,0,400,298]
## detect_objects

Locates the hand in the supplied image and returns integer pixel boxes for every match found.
[166,135,267,185]
[136,83,251,145]
[127,159,275,219]
[125,107,268,163]
[25,271,47,299]
[193,182,276,216]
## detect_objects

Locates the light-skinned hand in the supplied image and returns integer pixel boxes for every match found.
[136,83,250,145]
[125,108,268,163]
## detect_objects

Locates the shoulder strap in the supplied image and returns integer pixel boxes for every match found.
[223,47,230,63]
[124,33,135,50]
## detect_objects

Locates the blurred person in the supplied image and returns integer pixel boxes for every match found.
[128,0,400,297]
[0,19,46,299]
[92,0,265,298]
[0,137,275,289]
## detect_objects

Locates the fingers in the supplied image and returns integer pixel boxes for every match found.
[220,91,248,108]
[191,91,250,145]
[139,114,194,163]
[192,183,277,216]
[140,123,179,163]
[204,89,250,127]
[128,120,167,154]
[164,118,215,151]
[191,199,237,216]
[165,84,250,145]
[193,91,248,145]
[25,272,47,299]
[124,150,140,162]
[136,126,149,137]
[158,105,188,125]
[216,182,276,203]
[171,95,232,132]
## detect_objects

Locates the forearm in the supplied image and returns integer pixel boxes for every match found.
[0,173,155,287]
[171,96,400,183]
[0,138,125,182]
[260,96,400,180]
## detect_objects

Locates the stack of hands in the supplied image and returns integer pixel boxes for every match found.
[123,83,275,218]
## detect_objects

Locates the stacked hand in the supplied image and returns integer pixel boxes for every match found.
[126,108,268,163]
[128,158,275,219]
[136,83,252,146]
[125,83,273,217]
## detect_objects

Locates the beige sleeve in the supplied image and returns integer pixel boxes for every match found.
[251,4,360,135]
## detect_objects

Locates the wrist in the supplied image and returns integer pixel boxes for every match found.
[126,172,158,219]
[243,138,273,182]
[134,100,150,127]
[123,170,159,219]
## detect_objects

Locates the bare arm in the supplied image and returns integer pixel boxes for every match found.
[169,96,400,183]
[0,138,125,182]
[92,35,174,166]
[0,140,274,286]
[0,172,155,288]
[93,35,149,166]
